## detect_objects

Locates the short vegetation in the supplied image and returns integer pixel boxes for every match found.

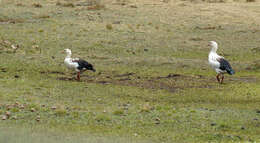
[0,0,260,143]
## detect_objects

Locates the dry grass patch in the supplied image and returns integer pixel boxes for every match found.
[76,0,105,10]
[114,0,130,5]
[246,0,255,2]
[85,0,104,6]
[113,109,125,116]
[32,3,43,8]
[16,3,25,7]
[162,0,171,3]
[87,4,105,10]
[127,24,135,31]
[246,60,260,71]
[0,17,25,24]
[140,103,154,113]
[34,14,51,19]
[0,38,20,53]
[183,0,226,3]
[56,1,75,7]
[106,24,113,30]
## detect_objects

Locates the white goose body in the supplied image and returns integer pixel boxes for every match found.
[208,47,224,74]
[64,56,80,72]
[208,41,234,83]
[64,49,95,80]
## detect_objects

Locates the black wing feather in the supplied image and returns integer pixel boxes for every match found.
[218,58,235,75]
[75,59,96,72]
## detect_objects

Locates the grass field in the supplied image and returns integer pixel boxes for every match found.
[0,0,260,142]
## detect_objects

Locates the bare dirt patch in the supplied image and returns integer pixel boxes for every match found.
[56,72,214,92]
[56,70,259,92]
[229,76,258,83]
[1,68,7,73]
[0,18,25,24]
[57,77,75,81]
[40,71,65,75]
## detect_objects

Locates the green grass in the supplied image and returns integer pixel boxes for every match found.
[0,0,260,142]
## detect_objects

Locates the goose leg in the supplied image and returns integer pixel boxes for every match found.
[77,72,80,81]
[220,74,224,84]
[216,74,220,83]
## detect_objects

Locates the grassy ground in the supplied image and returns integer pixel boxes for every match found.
[0,0,260,142]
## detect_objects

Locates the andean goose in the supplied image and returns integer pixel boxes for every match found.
[208,41,235,84]
[64,49,95,81]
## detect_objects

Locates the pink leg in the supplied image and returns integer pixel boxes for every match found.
[216,74,220,83]
[77,72,80,81]
[220,74,224,84]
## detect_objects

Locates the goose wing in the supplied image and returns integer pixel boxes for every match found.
[73,59,95,72]
[217,58,235,75]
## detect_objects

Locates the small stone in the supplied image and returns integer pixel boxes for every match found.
[5,111,11,117]
[51,106,57,110]
[15,102,20,106]
[155,117,160,124]
[3,40,11,45]
[11,44,18,50]
[2,115,7,120]
[30,108,36,112]
[6,105,12,110]
[103,110,107,113]
[32,45,39,49]
[130,5,137,8]
[19,105,25,109]
[36,115,40,122]
[134,133,138,136]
